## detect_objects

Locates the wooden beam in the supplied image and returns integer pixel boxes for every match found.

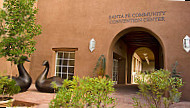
[52,47,78,52]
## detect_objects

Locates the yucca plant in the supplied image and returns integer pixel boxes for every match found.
[171,61,181,78]
[170,61,183,103]
[93,55,106,77]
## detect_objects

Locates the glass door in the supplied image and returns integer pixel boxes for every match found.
[112,59,118,84]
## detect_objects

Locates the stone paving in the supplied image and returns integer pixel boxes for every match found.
[13,84,55,108]
[13,84,190,108]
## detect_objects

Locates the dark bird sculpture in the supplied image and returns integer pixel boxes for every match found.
[35,60,64,93]
[8,56,32,92]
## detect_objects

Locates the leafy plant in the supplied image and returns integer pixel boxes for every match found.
[132,97,143,108]
[132,69,183,108]
[93,55,106,77]
[0,76,20,100]
[0,0,41,65]
[49,76,116,108]
[50,81,60,93]
[170,61,183,103]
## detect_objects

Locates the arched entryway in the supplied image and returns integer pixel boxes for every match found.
[131,47,155,84]
[109,27,165,85]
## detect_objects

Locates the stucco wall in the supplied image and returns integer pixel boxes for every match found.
[113,39,127,58]
[0,0,190,100]
[31,0,190,100]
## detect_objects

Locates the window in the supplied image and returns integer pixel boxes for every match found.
[55,51,75,80]
[112,59,118,84]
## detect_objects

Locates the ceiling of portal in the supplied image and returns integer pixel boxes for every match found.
[121,31,160,61]
[121,31,160,47]
[135,47,155,61]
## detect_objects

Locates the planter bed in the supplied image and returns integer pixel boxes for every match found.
[0,97,38,107]
[12,100,38,107]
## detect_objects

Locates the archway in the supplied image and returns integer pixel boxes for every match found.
[109,27,164,84]
[131,47,155,84]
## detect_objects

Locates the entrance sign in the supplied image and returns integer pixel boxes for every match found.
[89,38,96,52]
[109,11,166,24]
[183,35,190,52]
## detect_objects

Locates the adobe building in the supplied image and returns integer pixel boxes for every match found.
[1,0,190,100]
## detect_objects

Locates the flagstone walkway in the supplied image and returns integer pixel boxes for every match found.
[13,84,190,108]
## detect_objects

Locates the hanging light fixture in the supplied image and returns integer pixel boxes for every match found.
[143,53,149,65]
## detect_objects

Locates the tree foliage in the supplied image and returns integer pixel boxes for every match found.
[0,0,41,64]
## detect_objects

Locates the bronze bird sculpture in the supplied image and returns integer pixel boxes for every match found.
[8,56,32,92]
[35,60,63,93]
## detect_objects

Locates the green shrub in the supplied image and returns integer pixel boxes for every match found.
[0,76,20,100]
[133,69,183,108]
[49,76,116,108]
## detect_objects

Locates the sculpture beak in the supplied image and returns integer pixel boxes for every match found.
[42,62,46,66]
[26,59,30,62]
[42,61,48,66]
[42,63,45,66]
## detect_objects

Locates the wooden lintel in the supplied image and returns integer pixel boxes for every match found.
[52,47,78,52]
